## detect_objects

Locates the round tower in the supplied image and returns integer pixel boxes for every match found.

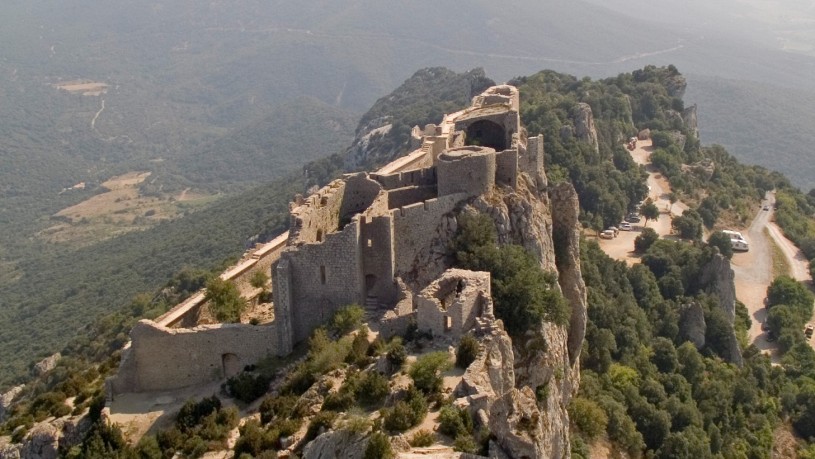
[437,146,496,197]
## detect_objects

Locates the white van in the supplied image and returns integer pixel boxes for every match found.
[722,230,749,252]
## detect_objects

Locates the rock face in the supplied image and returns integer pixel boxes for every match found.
[698,254,744,366]
[302,430,368,459]
[33,354,60,376]
[12,415,93,459]
[664,74,687,99]
[679,303,706,349]
[682,104,699,139]
[0,386,24,424]
[448,173,586,458]
[572,103,599,154]
[551,182,587,364]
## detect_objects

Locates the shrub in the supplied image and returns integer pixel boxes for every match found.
[438,406,473,439]
[456,334,480,369]
[258,395,300,424]
[176,396,221,431]
[409,352,452,394]
[225,372,271,403]
[365,432,394,459]
[382,401,416,432]
[250,270,269,289]
[383,386,428,432]
[305,410,338,442]
[331,304,365,335]
[346,326,371,366]
[233,420,278,457]
[204,277,246,323]
[409,429,436,447]
[453,433,479,453]
[386,338,407,368]
[357,371,389,406]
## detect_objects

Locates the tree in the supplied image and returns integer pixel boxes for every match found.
[635,228,659,253]
[671,211,703,240]
[707,231,734,259]
[641,202,660,227]
[204,278,245,323]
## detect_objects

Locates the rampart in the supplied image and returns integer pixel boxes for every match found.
[110,320,276,394]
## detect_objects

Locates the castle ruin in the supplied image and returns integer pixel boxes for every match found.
[110,85,548,395]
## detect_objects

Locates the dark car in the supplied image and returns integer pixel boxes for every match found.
[766,331,776,342]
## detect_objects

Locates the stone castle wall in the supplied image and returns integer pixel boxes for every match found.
[391,193,467,279]
[371,166,437,190]
[110,320,276,394]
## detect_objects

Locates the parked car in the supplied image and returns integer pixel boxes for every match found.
[626,215,641,223]
[600,230,615,239]
[806,324,814,339]
[619,222,632,231]
[763,205,770,211]
[607,226,619,237]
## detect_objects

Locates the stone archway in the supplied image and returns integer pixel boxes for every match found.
[466,120,507,151]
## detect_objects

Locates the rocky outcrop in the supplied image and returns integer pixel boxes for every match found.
[572,103,599,154]
[302,429,368,459]
[668,130,686,151]
[33,354,60,376]
[664,74,687,99]
[0,386,24,424]
[5,415,93,459]
[0,443,21,459]
[700,254,736,325]
[679,303,706,349]
[550,182,587,364]
[683,104,699,139]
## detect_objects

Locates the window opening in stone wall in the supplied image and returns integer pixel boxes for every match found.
[367,238,372,248]
[316,230,323,242]
[320,265,326,284]
[444,315,452,332]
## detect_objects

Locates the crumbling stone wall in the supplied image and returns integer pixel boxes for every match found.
[110,320,276,394]
[391,193,467,282]
[416,269,492,340]
[289,180,346,244]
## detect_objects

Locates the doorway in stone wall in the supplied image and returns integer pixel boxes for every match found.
[365,274,378,313]
[222,353,241,379]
